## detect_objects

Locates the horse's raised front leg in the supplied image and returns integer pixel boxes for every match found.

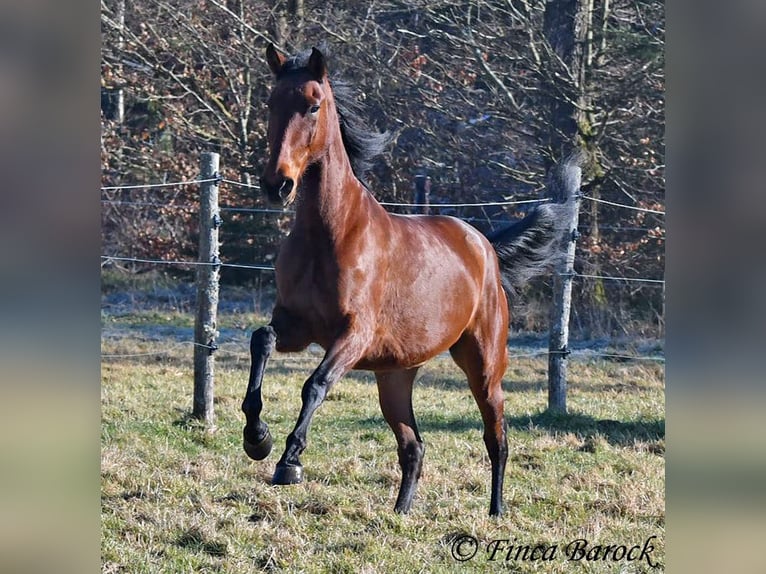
[241,325,276,460]
[272,332,367,485]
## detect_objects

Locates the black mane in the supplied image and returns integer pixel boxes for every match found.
[277,47,392,180]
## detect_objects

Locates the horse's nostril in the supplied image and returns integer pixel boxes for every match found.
[259,175,282,203]
[259,173,294,203]
[279,178,295,198]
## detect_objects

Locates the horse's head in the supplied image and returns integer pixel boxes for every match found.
[259,44,332,205]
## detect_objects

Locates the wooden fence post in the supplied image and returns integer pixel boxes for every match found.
[547,171,581,414]
[193,152,221,427]
[413,174,431,215]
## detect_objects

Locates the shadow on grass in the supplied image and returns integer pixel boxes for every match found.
[414,375,660,395]
[506,410,665,448]
[175,527,228,557]
[339,412,481,435]
[343,410,663,450]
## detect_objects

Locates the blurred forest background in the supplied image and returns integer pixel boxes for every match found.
[100,0,664,339]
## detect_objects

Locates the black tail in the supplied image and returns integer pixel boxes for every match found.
[486,157,581,297]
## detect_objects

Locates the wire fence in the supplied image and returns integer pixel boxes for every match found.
[103,197,663,232]
[100,177,220,191]
[99,254,666,286]
[101,255,275,271]
[101,336,664,364]
[101,169,665,364]
[103,178,666,215]
[101,175,665,285]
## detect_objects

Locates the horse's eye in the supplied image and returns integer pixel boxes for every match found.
[308,104,320,116]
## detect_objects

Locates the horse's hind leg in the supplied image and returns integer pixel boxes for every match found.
[241,326,276,460]
[450,335,508,516]
[375,368,425,514]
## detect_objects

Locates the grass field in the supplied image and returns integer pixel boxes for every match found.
[101,308,664,573]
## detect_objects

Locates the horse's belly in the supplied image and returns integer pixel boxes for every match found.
[353,350,433,372]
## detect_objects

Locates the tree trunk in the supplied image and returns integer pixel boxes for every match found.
[114,0,125,124]
[271,0,306,48]
[542,0,589,160]
[543,0,590,413]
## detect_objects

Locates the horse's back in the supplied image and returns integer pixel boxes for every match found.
[388,213,499,294]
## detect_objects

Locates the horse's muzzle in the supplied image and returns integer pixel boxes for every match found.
[259,174,295,205]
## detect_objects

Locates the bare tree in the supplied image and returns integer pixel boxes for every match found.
[101,0,664,335]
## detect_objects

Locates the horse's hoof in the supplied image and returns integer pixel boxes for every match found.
[243,427,273,461]
[272,464,304,485]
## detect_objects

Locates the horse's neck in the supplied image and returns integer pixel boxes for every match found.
[294,143,370,240]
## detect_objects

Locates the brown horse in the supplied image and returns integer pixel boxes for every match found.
[241,44,579,516]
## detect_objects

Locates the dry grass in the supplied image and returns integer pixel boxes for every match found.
[101,320,664,573]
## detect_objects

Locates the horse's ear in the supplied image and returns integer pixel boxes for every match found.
[266,43,286,76]
[308,47,327,80]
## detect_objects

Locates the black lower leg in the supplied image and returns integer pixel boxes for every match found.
[272,371,332,485]
[394,441,425,513]
[486,426,508,516]
[242,326,276,460]
[271,428,307,484]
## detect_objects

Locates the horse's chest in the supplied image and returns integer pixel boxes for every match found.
[276,248,344,318]
[275,229,375,325]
